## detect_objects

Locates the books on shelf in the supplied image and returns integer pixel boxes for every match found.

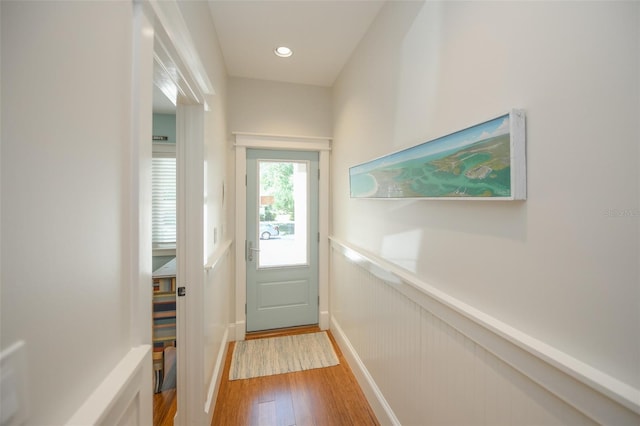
[153,277,176,293]
[152,259,177,393]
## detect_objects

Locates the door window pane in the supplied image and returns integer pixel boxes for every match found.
[258,160,308,268]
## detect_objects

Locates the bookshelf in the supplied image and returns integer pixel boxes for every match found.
[152,257,176,392]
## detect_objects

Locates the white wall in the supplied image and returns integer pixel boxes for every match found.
[176,2,233,421]
[0,1,233,423]
[178,0,229,257]
[332,0,639,396]
[1,1,137,424]
[228,77,332,137]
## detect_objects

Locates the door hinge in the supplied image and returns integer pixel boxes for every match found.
[245,303,247,314]
[178,287,186,297]
[245,174,247,186]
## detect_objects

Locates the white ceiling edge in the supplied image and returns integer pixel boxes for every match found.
[207,0,385,87]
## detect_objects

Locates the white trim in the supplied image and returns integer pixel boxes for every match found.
[235,133,331,152]
[511,109,527,200]
[147,0,214,97]
[177,105,206,425]
[330,318,400,426]
[66,346,152,426]
[235,320,246,342]
[318,149,330,330]
[319,311,330,330]
[234,134,331,340]
[234,132,332,144]
[130,5,158,426]
[152,247,176,257]
[228,323,237,343]
[136,1,213,424]
[204,327,229,423]
[203,240,233,424]
[330,237,640,424]
[152,142,177,156]
[204,239,232,271]
[234,145,247,342]
[131,2,154,354]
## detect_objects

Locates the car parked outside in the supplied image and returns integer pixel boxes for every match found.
[259,223,279,240]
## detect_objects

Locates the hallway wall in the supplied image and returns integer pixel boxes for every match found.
[228,77,332,138]
[179,0,229,259]
[1,2,139,424]
[1,1,232,423]
[331,0,639,420]
[177,2,232,422]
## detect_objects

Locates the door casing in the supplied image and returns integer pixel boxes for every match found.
[234,134,331,341]
[246,149,319,332]
[135,1,215,424]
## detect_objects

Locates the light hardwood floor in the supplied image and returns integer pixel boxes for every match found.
[153,326,379,426]
[213,326,379,426]
[153,388,177,426]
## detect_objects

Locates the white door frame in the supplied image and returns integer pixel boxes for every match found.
[135,1,214,424]
[175,105,204,425]
[234,133,331,341]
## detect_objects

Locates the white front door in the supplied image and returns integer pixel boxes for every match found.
[245,149,319,332]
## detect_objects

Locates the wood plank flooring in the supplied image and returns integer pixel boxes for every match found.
[212,327,379,426]
[153,326,379,426]
[153,388,176,426]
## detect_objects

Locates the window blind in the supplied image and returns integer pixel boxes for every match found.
[152,157,176,245]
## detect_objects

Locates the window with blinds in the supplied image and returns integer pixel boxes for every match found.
[152,157,176,246]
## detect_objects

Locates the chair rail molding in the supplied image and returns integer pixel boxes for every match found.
[329,237,640,425]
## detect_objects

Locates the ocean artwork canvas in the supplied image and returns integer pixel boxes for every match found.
[349,110,526,200]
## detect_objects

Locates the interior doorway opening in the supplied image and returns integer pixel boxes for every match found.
[151,110,178,423]
[134,2,214,424]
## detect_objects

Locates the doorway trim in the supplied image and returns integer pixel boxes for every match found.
[234,133,331,341]
[135,1,214,424]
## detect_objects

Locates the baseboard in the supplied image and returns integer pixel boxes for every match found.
[319,310,330,330]
[204,327,230,424]
[228,322,236,342]
[330,317,400,426]
[235,320,245,341]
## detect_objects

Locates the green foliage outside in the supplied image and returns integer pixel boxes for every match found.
[261,205,276,221]
[260,162,294,221]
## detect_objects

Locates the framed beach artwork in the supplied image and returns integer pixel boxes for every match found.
[349,110,526,200]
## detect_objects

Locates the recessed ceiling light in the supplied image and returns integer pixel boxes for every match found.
[274,46,293,58]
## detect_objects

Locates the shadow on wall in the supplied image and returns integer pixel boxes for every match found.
[386,198,528,241]
[373,199,527,279]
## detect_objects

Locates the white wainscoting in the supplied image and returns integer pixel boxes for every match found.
[66,345,152,426]
[330,238,640,426]
[203,240,233,424]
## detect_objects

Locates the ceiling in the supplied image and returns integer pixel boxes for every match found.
[207,0,385,87]
[153,0,384,113]
[153,85,179,114]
